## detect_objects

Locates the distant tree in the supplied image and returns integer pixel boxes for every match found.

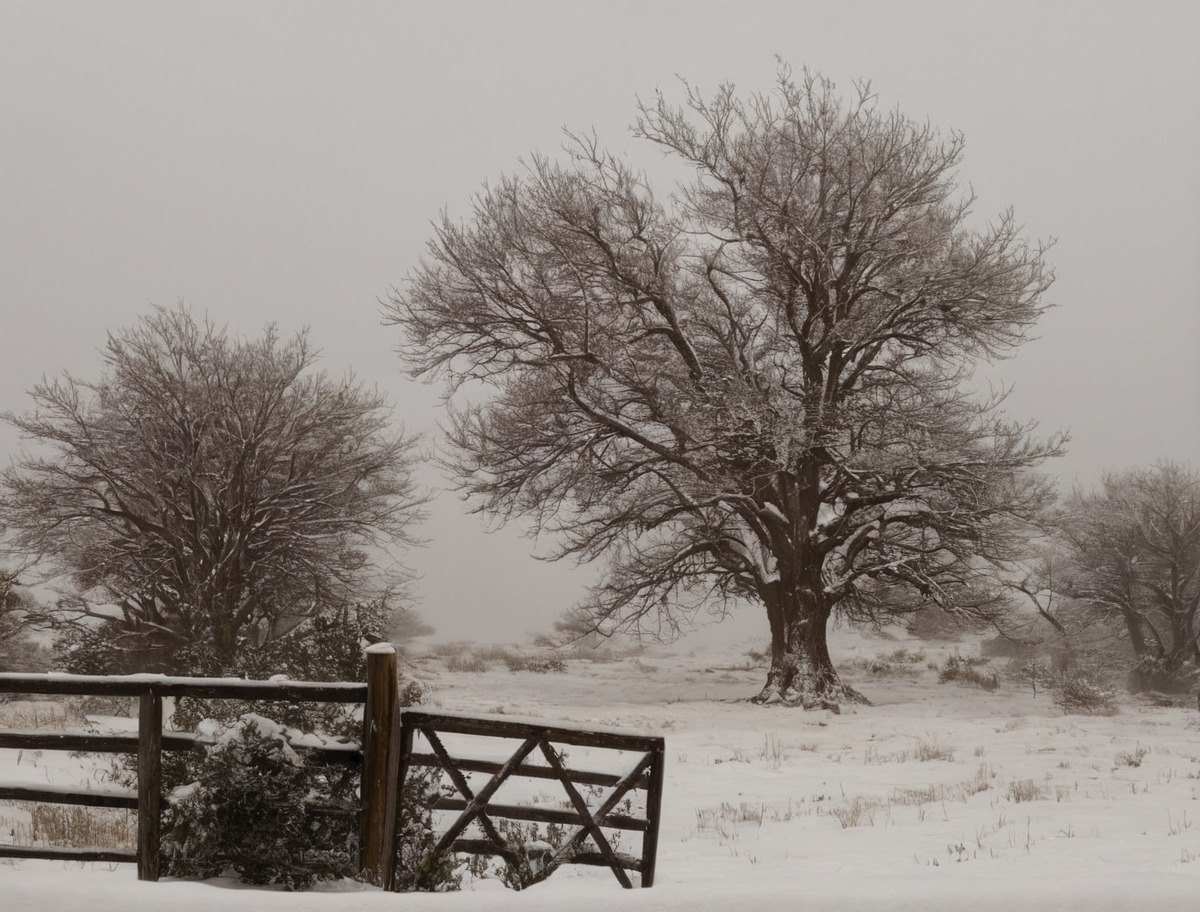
[1,306,426,673]
[385,607,436,644]
[387,67,1062,707]
[0,564,48,672]
[1052,462,1199,688]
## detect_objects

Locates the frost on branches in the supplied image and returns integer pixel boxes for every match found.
[388,66,1063,708]
[0,306,426,674]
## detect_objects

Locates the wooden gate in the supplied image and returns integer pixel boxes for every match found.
[397,710,665,889]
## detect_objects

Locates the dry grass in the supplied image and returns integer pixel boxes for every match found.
[0,700,87,731]
[4,804,137,849]
[444,653,491,673]
[864,735,955,764]
[890,765,993,807]
[849,648,928,677]
[0,698,135,852]
[1006,778,1049,803]
[830,796,880,829]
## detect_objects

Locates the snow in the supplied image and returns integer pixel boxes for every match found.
[4,629,1199,910]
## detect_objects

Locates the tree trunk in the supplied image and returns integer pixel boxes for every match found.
[753,582,869,711]
[1119,606,1151,660]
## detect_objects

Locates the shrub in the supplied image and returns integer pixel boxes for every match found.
[162,715,356,890]
[1021,661,1119,715]
[445,653,491,673]
[1128,656,1200,695]
[92,602,439,891]
[1113,745,1148,769]
[914,736,955,762]
[979,636,1038,660]
[503,654,567,674]
[394,768,461,892]
[937,654,999,691]
[1051,669,1118,715]
[854,647,927,676]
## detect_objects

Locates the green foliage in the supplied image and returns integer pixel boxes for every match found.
[393,771,462,892]
[102,604,436,892]
[166,603,393,736]
[162,715,356,890]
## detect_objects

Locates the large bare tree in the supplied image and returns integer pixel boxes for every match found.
[387,68,1063,707]
[1,306,425,670]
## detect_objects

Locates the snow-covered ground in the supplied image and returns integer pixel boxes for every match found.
[4,629,1199,910]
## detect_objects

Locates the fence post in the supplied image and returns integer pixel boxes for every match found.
[640,739,666,887]
[137,689,162,881]
[360,644,400,887]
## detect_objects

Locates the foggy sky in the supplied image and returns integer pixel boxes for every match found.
[2,1,1197,643]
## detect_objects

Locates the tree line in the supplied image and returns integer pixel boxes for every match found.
[1,66,1195,702]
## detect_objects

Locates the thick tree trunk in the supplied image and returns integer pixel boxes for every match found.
[753,582,869,710]
[1120,606,1151,660]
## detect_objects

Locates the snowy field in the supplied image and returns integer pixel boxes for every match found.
[3,629,1199,911]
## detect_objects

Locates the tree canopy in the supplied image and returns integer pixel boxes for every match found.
[1,306,425,672]
[388,67,1063,707]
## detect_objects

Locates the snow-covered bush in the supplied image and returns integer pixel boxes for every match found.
[393,769,462,893]
[163,715,355,890]
[503,654,567,674]
[1128,655,1200,695]
[81,602,441,891]
[1024,662,1119,716]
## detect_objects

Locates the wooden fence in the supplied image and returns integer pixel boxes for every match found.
[397,710,665,889]
[0,645,399,885]
[0,647,666,891]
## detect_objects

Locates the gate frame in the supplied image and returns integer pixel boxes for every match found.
[395,709,666,889]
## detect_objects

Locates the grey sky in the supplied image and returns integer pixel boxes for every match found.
[2,1,1197,642]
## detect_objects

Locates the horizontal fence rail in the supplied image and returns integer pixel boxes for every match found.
[0,651,394,884]
[0,672,367,701]
[397,710,665,889]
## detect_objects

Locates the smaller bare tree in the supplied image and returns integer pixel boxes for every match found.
[1049,462,1199,689]
[1,306,426,672]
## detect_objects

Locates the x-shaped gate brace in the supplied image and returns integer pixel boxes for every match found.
[396,711,666,889]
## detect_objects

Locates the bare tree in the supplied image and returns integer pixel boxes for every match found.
[1052,462,1199,685]
[387,67,1062,707]
[1,306,425,671]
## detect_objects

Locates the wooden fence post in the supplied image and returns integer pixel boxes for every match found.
[359,644,400,887]
[640,738,665,887]
[137,689,162,881]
